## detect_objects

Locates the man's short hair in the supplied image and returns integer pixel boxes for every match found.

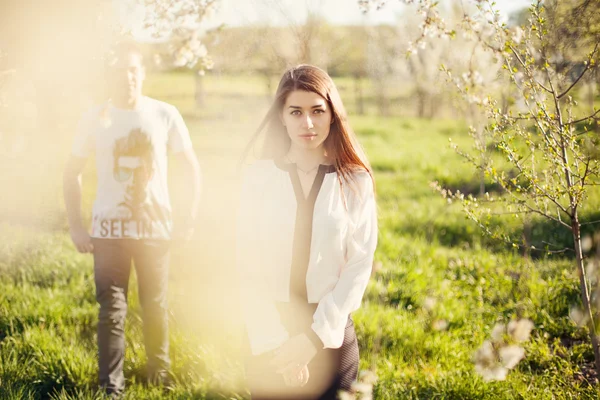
[106,41,144,68]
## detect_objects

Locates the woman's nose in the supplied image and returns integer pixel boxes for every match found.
[302,115,314,129]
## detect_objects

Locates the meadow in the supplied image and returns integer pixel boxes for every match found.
[1,71,599,399]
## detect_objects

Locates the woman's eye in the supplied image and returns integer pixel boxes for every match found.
[314,109,325,114]
[291,110,301,116]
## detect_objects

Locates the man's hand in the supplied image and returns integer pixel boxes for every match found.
[70,227,94,253]
[172,148,201,242]
[172,220,195,243]
[270,333,318,378]
[64,155,91,253]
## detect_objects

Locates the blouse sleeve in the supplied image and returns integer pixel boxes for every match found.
[236,165,290,355]
[310,172,378,349]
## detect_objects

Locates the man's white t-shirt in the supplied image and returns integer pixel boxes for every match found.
[72,96,193,240]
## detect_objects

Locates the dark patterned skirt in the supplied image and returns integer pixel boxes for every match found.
[244,317,359,400]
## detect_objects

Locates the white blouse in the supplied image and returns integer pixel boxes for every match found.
[237,160,378,355]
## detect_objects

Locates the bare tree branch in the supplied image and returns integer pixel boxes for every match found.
[557,42,599,99]
[580,220,600,227]
[570,109,600,126]
[509,45,553,94]
[541,242,573,254]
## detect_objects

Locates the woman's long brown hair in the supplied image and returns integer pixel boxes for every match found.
[241,64,374,192]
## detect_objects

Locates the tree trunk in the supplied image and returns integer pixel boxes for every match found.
[479,169,486,197]
[261,71,272,100]
[522,221,532,259]
[428,94,439,119]
[194,72,204,108]
[573,214,600,379]
[500,92,509,115]
[595,70,600,134]
[588,80,594,112]
[377,80,389,117]
[354,75,364,115]
[416,88,425,118]
[588,74,597,134]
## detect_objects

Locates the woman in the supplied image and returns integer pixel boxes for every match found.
[237,64,378,400]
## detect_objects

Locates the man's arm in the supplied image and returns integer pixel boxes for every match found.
[63,155,94,253]
[173,147,202,241]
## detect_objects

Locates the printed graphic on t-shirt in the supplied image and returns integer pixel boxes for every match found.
[74,97,192,240]
[94,128,170,239]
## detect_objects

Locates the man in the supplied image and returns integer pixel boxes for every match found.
[63,42,201,396]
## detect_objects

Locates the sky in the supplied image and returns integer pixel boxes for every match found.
[210,0,532,27]
[115,0,533,40]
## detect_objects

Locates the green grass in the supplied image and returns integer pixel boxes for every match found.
[1,71,600,399]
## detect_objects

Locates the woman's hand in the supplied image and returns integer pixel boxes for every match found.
[282,364,310,387]
[270,333,318,376]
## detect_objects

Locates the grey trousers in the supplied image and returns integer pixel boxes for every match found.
[92,238,171,393]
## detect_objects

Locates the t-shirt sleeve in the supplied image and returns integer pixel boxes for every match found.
[71,110,96,158]
[167,106,193,153]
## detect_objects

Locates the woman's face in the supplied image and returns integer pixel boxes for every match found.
[281,90,332,151]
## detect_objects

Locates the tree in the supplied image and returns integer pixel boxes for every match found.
[208,25,292,98]
[210,1,340,100]
[260,0,326,66]
[365,25,400,116]
[362,0,600,381]
[0,0,219,226]
[139,0,220,108]
[541,0,600,119]
[400,14,446,119]
[327,25,371,115]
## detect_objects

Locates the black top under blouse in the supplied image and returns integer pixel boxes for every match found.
[273,160,336,348]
